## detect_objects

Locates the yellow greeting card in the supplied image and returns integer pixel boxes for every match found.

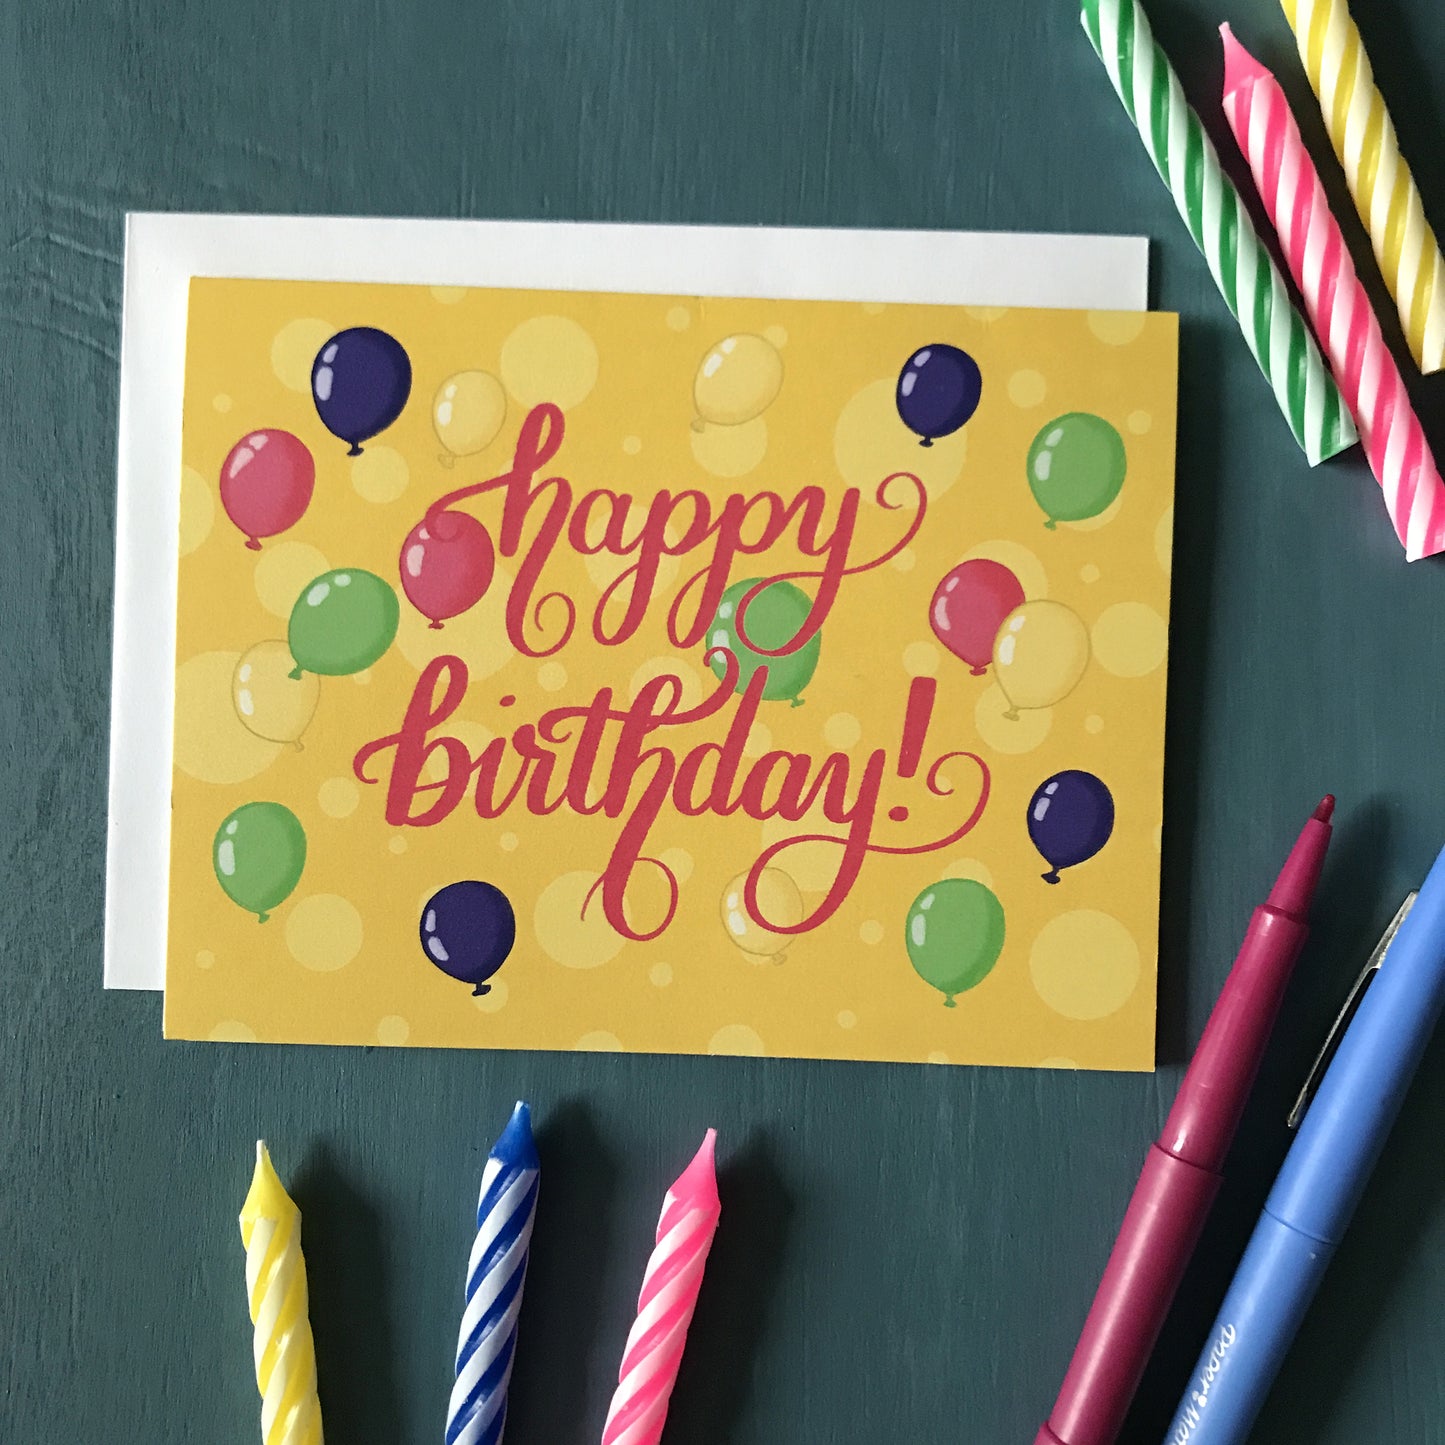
[165,277,1176,1070]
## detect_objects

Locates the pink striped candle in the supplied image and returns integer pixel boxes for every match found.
[1221,25,1445,561]
[600,1130,721,1445]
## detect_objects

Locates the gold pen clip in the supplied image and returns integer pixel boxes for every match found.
[1287,892,1416,1130]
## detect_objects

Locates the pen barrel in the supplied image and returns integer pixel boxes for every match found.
[1269,865,1445,1238]
[1039,1145,1220,1445]
[1160,905,1306,1169]
[1163,1210,1333,1444]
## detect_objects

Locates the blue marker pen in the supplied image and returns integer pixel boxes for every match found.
[1163,840,1445,1445]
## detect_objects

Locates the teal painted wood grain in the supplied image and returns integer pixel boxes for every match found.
[3,0,1445,1440]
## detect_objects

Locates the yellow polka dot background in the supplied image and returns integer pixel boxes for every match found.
[167,280,1175,1071]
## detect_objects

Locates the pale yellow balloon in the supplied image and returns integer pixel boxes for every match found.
[173,651,282,783]
[992,601,1090,717]
[693,334,783,427]
[720,867,804,961]
[433,370,506,462]
[232,641,319,746]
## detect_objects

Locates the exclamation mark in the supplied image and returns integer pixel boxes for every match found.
[889,676,936,822]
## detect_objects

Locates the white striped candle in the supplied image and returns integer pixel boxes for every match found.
[446,1101,540,1445]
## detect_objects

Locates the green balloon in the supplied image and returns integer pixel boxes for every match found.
[213,802,306,922]
[288,568,399,677]
[904,878,1006,1006]
[1026,412,1127,528]
[705,577,821,706]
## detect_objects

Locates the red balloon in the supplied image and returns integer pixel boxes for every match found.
[399,509,495,628]
[929,558,1025,674]
[219,430,315,549]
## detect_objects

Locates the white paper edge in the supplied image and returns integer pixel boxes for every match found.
[105,215,1149,991]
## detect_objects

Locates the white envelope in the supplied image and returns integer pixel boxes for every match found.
[106,215,1149,991]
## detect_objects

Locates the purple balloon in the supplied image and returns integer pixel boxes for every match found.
[420,880,516,994]
[896,343,982,447]
[312,326,412,455]
[1027,770,1114,884]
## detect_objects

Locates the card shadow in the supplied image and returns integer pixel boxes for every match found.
[1122,799,1394,1441]
[505,1101,621,1444]
[291,1144,403,1445]
[1152,315,1228,1069]
[663,1130,795,1445]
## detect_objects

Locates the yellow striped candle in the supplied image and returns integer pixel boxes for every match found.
[1281,0,1445,373]
[239,1142,325,1445]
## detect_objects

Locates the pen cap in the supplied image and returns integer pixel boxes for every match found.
[1267,841,1445,1243]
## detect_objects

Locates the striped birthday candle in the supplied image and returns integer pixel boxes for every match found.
[1281,0,1445,374]
[239,1142,325,1445]
[1080,0,1355,465]
[446,1101,541,1445]
[600,1130,721,1445]
[1221,26,1445,561]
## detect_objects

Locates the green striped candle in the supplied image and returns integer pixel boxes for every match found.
[1081,0,1356,465]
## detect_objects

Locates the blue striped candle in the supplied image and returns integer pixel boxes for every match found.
[446,1101,540,1445]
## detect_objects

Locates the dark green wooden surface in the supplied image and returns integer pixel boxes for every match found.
[4,0,1445,1440]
